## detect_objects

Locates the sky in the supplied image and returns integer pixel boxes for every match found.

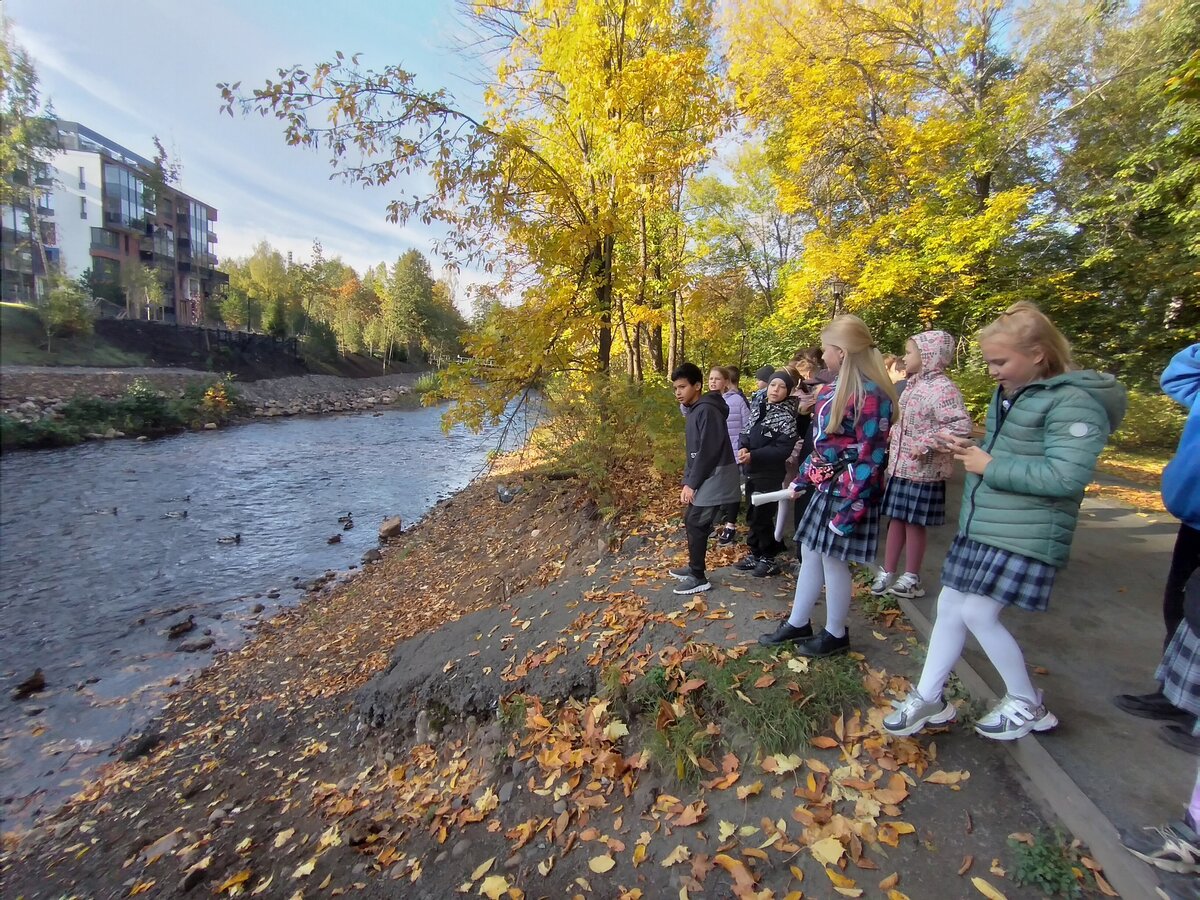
[6,0,497,307]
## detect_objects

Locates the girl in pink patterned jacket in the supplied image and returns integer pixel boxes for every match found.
[871,330,972,599]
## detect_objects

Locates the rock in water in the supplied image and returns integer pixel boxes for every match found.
[166,615,196,640]
[12,668,46,701]
[379,516,403,540]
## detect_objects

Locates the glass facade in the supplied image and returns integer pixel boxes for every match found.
[1,204,31,236]
[154,224,176,258]
[91,227,119,250]
[103,164,146,229]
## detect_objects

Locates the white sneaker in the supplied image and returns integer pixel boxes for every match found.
[869,570,893,596]
[974,693,1058,741]
[888,573,926,599]
[883,691,957,736]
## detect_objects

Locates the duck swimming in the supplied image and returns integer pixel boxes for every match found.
[217,533,242,545]
[163,510,188,519]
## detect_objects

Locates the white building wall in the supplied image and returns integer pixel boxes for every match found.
[50,149,105,278]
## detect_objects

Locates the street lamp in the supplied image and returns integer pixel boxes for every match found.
[823,275,850,317]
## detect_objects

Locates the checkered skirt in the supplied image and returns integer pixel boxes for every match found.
[795,487,881,564]
[881,476,947,526]
[941,534,1057,612]
[1157,621,1200,719]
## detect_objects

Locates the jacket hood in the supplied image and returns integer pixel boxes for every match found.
[1041,370,1128,432]
[912,330,955,378]
[694,390,730,420]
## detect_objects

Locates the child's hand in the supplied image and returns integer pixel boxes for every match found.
[796,389,817,412]
[680,485,695,505]
[954,444,992,475]
[736,448,751,465]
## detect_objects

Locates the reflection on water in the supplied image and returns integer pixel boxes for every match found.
[0,401,533,823]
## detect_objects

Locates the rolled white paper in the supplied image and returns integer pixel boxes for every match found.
[774,495,792,542]
[750,487,794,507]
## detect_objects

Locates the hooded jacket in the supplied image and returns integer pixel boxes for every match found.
[683,391,742,507]
[1161,343,1200,529]
[723,388,751,456]
[888,331,973,483]
[959,370,1127,567]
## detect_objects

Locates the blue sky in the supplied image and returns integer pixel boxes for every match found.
[8,0,495,301]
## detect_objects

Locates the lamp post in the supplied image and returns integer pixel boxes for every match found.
[824,275,849,318]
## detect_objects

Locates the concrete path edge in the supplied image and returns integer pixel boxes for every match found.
[897,596,1161,900]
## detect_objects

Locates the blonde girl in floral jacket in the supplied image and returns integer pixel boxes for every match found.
[871,331,972,600]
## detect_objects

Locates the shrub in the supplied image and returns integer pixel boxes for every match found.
[1110,388,1185,451]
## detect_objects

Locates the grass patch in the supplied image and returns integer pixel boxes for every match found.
[1010,829,1094,898]
[860,590,900,620]
[498,693,530,735]
[0,302,148,367]
[1096,447,1169,488]
[643,708,714,786]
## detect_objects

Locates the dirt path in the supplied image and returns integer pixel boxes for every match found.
[1,459,1117,899]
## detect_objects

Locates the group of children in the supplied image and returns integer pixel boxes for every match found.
[671,302,1129,742]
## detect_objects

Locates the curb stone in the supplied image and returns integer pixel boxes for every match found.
[897,596,1161,900]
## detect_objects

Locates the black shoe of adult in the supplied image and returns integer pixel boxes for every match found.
[793,629,850,658]
[751,557,781,577]
[1114,691,1190,721]
[1160,722,1200,757]
[758,620,813,647]
[734,554,760,571]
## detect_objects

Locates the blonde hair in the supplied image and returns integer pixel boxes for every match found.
[978,302,1074,378]
[820,315,899,435]
[708,365,732,388]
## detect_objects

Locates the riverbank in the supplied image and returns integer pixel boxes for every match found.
[4,447,1137,900]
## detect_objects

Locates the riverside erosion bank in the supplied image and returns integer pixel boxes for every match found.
[0,367,424,425]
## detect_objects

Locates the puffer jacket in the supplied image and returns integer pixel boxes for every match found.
[959,370,1127,567]
[723,389,751,457]
[888,331,972,483]
[1161,343,1200,529]
[792,379,893,535]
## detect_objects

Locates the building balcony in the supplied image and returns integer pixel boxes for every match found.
[207,231,217,243]
[36,204,54,217]
[104,211,145,233]
[176,212,190,227]
[35,175,54,187]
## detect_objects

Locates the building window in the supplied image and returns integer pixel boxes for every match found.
[91,227,119,250]
[78,166,86,189]
[80,197,87,219]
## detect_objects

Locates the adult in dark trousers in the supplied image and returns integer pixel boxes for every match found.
[734,370,799,577]
[668,363,741,596]
[1115,342,1200,752]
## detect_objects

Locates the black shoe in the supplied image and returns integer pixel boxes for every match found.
[1160,722,1200,756]
[717,526,735,546]
[734,554,759,571]
[1114,690,1190,721]
[794,629,850,658]
[751,557,781,577]
[758,620,813,646]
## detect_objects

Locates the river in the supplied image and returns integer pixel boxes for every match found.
[0,401,534,825]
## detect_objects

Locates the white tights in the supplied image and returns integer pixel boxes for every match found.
[787,551,853,638]
[916,587,1037,703]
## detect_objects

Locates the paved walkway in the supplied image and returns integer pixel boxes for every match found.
[908,475,1194,876]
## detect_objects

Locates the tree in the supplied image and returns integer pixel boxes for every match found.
[43,273,93,351]
[220,0,729,428]
[122,264,165,320]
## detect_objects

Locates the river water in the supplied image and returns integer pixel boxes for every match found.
[0,402,534,824]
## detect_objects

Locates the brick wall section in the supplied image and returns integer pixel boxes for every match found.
[1,367,217,404]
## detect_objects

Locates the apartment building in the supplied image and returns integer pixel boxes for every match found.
[1,121,224,323]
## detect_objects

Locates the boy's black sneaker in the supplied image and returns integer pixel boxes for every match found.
[734,554,759,571]
[751,557,781,577]
[757,620,813,646]
[793,629,850,658]
[717,526,736,546]
[672,575,712,595]
[1160,722,1200,756]
[1114,690,1191,721]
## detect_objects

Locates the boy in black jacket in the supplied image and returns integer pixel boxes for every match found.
[736,370,799,577]
[669,363,742,595]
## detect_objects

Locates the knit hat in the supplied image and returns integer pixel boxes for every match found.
[770,369,796,392]
[754,365,775,383]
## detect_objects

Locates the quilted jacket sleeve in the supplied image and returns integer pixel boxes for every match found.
[829,389,892,534]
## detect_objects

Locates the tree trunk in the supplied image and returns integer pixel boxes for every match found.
[667,290,680,375]
[632,322,644,382]
[595,235,615,372]
[649,324,664,374]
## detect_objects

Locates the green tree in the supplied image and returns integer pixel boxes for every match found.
[43,273,93,351]
[122,263,165,320]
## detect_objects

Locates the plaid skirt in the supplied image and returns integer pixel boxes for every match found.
[1157,621,1200,719]
[941,534,1057,612]
[795,487,881,564]
[881,476,947,526]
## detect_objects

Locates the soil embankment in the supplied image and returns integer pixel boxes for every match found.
[0,454,1065,900]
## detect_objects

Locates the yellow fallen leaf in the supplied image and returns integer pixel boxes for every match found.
[274,828,295,849]
[924,770,970,785]
[632,844,646,867]
[129,883,155,896]
[661,844,691,867]
[471,858,496,880]
[971,877,1008,900]
[250,874,274,895]
[825,868,857,889]
[718,821,737,842]
[738,826,760,837]
[292,858,316,879]
[235,837,253,854]
[879,873,899,890]
[810,836,846,866]
[537,855,555,876]
[478,875,510,899]
[217,870,252,893]
[589,855,616,873]
[604,720,629,741]
[787,657,810,673]
[736,780,763,800]
[887,892,911,900]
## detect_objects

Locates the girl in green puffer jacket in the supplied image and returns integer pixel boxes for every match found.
[884,302,1127,742]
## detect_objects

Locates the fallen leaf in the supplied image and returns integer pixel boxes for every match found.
[718,821,737,842]
[1007,832,1034,846]
[879,873,899,890]
[217,870,252,893]
[478,875,511,899]
[971,877,1008,900]
[810,836,846,866]
[292,858,316,879]
[809,736,839,749]
[787,658,810,673]
[924,770,970,785]
[605,720,630,741]
[129,883,155,897]
[274,828,295,849]
[538,856,555,876]
[678,678,706,695]
[661,845,691,867]
[251,875,274,895]
[958,855,974,876]
[589,855,616,873]
[754,674,777,689]
[1095,872,1119,897]
[736,781,763,800]
[471,858,496,880]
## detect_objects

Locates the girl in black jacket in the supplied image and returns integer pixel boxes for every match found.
[735,370,799,577]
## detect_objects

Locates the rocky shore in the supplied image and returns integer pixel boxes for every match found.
[0,368,425,428]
